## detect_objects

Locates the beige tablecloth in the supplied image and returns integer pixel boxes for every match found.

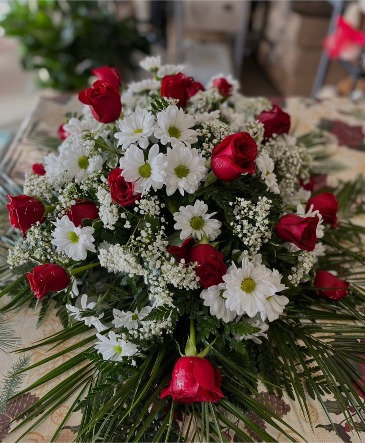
[0,95,365,443]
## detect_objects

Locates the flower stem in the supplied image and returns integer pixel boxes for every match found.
[71,262,100,275]
[44,205,56,215]
[185,318,197,356]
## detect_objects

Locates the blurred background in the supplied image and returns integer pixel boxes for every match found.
[0,0,365,156]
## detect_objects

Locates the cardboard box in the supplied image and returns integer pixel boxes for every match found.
[265,1,331,48]
[258,40,347,96]
[183,0,245,34]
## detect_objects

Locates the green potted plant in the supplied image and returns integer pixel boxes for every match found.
[0,0,150,91]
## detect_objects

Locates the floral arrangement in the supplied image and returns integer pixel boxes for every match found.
[1,57,365,442]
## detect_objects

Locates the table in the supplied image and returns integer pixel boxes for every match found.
[0,95,365,443]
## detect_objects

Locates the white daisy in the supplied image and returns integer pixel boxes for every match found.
[63,116,99,135]
[66,294,106,332]
[296,204,324,239]
[154,105,198,148]
[140,56,161,72]
[157,64,185,78]
[112,306,152,329]
[119,144,167,194]
[314,241,326,258]
[256,151,280,194]
[114,108,156,150]
[260,294,289,322]
[194,110,221,124]
[282,188,311,207]
[60,144,103,180]
[44,153,64,176]
[95,331,138,361]
[200,283,236,323]
[51,215,96,261]
[127,79,161,94]
[223,260,278,317]
[173,200,222,241]
[165,145,207,196]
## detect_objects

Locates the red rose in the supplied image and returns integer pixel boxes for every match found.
[160,356,224,403]
[32,163,46,176]
[211,132,258,181]
[306,192,339,229]
[190,244,227,288]
[257,105,291,140]
[167,237,196,263]
[58,124,70,140]
[92,66,121,91]
[26,264,70,300]
[6,195,46,236]
[212,77,232,97]
[78,80,122,124]
[161,73,201,107]
[313,270,349,301]
[186,81,205,101]
[108,168,140,206]
[66,201,99,227]
[300,175,328,193]
[276,214,319,251]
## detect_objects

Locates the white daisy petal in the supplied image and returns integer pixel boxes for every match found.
[115,108,156,150]
[51,215,96,261]
[119,144,167,194]
[165,145,206,196]
[95,331,139,361]
[173,200,221,241]
[200,283,236,323]
[223,260,283,318]
[154,105,198,148]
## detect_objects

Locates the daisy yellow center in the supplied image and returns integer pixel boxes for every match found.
[114,345,122,354]
[78,156,89,170]
[190,216,205,230]
[241,278,256,293]
[131,314,138,321]
[133,128,143,134]
[67,231,79,243]
[139,162,151,178]
[175,164,189,178]
[168,126,181,138]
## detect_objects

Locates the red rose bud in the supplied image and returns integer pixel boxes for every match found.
[108,168,140,206]
[276,214,319,251]
[32,163,46,176]
[257,105,291,140]
[211,132,258,181]
[313,270,349,301]
[161,73,199,107]
[6,195,46,236]
[161,357,224,403]
[26,264,70,300]
[167,237,196,263]
[92,66,121,91]
[299,178,315,192]
[190,244,227,288]
[78,80,122,124]
[186,81,205,101]
[58,124,70,140]
[66,201,99,227]
[212,77,232,97]
[306,193,339,229]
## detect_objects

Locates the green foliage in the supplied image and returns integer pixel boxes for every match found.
[150,97,171,114]
[0,355,31,413]
[0,0,149,91]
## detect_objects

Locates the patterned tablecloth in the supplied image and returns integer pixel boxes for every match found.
[0,95,365,443]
